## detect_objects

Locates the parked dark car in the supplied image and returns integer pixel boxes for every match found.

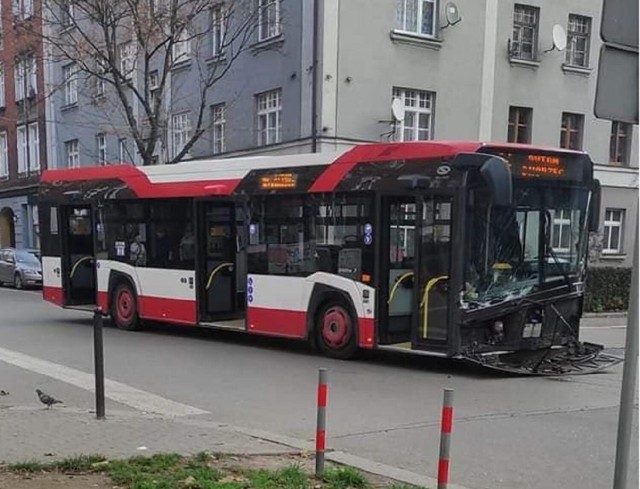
[0,248,42,289]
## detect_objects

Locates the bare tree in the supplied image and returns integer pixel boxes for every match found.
[38,0,269,165]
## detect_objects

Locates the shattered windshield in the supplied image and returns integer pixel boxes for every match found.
[464,184,589,306]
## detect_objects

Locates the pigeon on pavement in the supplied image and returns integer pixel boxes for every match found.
[36,389,63,408]
[0,390,8,396]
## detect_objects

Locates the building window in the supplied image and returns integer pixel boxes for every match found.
[566,15,591,67]
[551,209,573,252]
[511,4,539,60]
[256,89,282,146]
[119,138,129,163]
[560,112,584,150]
[95,57,107,96]
[603,209,624,254]
[0,64,5,107]
[395,0,437,37]
[610,122,632,165]
[14,59,25,101]
[28,122,39,171]
[63,63,78,105]
[212,103,225,154]
[392,87,435,141]
[61,0,74,27]
[26,55,36,96]
[0,131,7,178]
[65,139,79,168]
[507,106,532,143]
[12,0,33,20]
[96,133,107,165]
[172,30,191,63]
[258,0,281,41]
[120,42,135,79]
[212,5,225,57]
[172,112,191,157]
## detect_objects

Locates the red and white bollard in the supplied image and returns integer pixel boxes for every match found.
[437,388,454,489]
[315,368,328,477]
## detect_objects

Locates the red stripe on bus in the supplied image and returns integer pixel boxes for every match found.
[441,406,453,434]
[246,307,307,338]
[358,317,375,348]
[437,459,449,484]
[138,296,197,325]
[43,286,64,306]
[41,166,242,198]
[317,384,328,408]
[316,430,326,451]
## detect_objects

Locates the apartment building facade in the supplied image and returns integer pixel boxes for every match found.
[0,0,47,249]
[46,0,637,264]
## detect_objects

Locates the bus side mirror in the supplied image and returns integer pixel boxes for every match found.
[588,179,601,233]
[451,153,512,207]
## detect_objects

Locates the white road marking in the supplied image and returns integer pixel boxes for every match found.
[0,346,208,417]
[581,325,627,329]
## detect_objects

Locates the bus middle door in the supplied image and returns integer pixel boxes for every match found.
[60,205,97,306]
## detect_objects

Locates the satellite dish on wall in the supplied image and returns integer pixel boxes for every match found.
[391,98,405,122]
[544,24,567,53]
[444,2,462,26]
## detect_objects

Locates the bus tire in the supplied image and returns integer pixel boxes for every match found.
[111,282,140,331]
[315,300,357,360]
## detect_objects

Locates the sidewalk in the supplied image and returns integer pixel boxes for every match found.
[582,311,628,319]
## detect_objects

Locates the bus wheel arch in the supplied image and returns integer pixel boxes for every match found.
[308,286,359,359]
[109,273,141,331]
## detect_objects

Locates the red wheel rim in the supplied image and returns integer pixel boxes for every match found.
[321,306,351,349]
[116,289,134,323]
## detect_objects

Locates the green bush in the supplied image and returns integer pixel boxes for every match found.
[584,267,632,313]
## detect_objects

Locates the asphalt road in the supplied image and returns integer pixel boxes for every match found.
[0,287,637,489]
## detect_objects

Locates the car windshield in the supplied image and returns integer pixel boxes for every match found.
[464,184,590,306]
[16,251,41,265]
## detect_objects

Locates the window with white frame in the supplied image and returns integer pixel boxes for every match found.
[17,125,27,173]
[95,57,107,96]
[63,63,78,105]
[147,70,159,105]
[28,122,39,171]
[12,0,33,20]
[507,106,532,143]
[603,209,625,254]
[610,122,632,166]
[65,139,79,168]
[14,58,25,101]
[120,42,135,79]
[551,209,573,252]
[395,0,437,38]
[511,4,539,60]
[258,0,281,41]
[26,54,36,96]
[61,0,75,27]
[211,103,225,154]
[256,89,281,146]
[392,87,435,141]
[560,112,584,150]
[172,30,191,63]
[0,64,5,107]
[566,14,591,67]
[96,133,107,165]
[212,5,225,56]
[0,131,7,178]
[172,112,191,157]
[119,138,128,162]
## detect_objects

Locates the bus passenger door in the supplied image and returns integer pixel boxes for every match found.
[412,197,452,348]
[198,203,236,320]
[61,205,97,306]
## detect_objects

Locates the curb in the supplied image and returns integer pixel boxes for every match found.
[583,312,628,319]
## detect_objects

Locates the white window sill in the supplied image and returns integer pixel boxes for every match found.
[600,253,626,260]
[171,59,192,72]
[390,30,442,50]
[251,35,285,53]
[562,64,592,76]
[61,103,79,112]
[206,55,227,66]
[508,57,541,69]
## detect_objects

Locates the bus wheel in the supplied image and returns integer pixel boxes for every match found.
[316,302,357,359]
[111,283,139,331]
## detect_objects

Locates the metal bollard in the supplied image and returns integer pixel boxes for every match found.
[315,368,328,477]
[93,307,105,420]
[437,388,454,489]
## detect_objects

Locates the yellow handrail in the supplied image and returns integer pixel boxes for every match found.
[205,262,234,290]
[69,256,94,279]
[387,271,415,304]
[421,275,449,338]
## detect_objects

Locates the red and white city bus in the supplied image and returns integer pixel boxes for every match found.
[38,141,620,374]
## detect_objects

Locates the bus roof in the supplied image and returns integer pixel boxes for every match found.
[40,141,587,200]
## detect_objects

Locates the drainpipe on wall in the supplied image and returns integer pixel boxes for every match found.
[311,0,320,153]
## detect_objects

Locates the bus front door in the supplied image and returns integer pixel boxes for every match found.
[380,196,452,350]
[61,205,97,306]
[198,203,236,320]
